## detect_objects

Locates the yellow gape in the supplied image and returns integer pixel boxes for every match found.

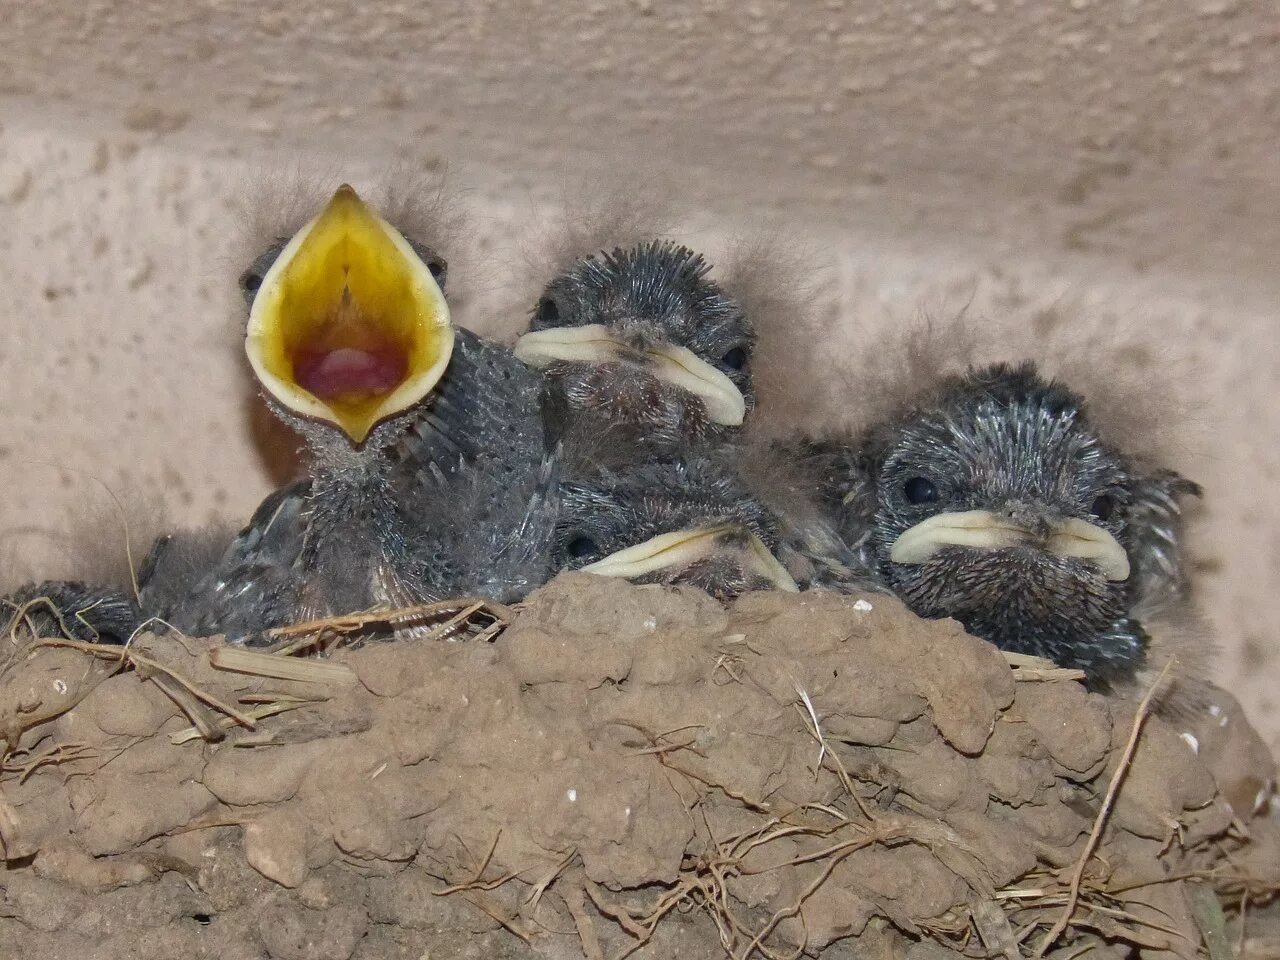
[245,184,454,444]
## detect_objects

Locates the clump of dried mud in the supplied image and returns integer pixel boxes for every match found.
[1,574,1277,960]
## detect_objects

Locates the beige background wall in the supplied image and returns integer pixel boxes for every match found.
[2,1,1276,745]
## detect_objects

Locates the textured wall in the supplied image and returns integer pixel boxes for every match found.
[1,0,1277,743]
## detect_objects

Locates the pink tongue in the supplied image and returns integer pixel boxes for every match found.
[294,347,407,400]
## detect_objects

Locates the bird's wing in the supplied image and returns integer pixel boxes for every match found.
[414,447,563,603]
[393,326,548,480]
[393,326,559,601]
[765,434,880,571]
[2,580,142,645]
[137,523,238,620]
[158,480,312,640]
[1126,469,1202,607]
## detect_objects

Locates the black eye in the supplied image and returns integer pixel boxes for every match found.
[903,477,939,505]
[721,346,748,371]
[536,296,560,324]
[240,271,263,293]
[1090,494,1115,521]
[566,536,597,561]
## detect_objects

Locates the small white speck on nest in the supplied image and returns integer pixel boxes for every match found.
[643,617,657,631]
[52,678,68,695]
[1208,703,1222,717]
[1179,731,1199,754]
[624,806,631,818]
[567,788,577,803]
[852,599,873,612]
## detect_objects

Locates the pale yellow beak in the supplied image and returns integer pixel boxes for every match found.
[245,184,454,444]
[888,510,1130,581]
[581,524,799,591]
[513,323,746,426]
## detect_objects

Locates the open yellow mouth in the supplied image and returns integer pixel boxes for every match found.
[513,324,746,426]
[245,184,454,444]
[888,510,1131,581]
[581,524,799,591]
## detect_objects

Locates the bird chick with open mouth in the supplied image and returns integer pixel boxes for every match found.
[554,454,798,602]
[159,184,554,641]
[830,361,1201,691]
[514,239,756,452]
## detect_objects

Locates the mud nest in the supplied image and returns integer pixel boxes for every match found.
[1,574,1278,960]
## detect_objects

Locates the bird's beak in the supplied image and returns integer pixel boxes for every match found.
[889,510,1131,581]
[513,324,746,426]
[245,184,454,444]
[581,523,799,591]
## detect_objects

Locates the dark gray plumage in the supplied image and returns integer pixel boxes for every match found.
[2,580,141,645]
[152,188,555,643]
[160,338,555,645]
[810,361,1201,689]
[516,241,755,451]
[553,453,797,601]
[392,327,560,604]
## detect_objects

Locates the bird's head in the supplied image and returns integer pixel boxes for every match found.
[556,458,796,602]
[514,241,754,444]
[240,185,454,448]
[861,363,1152,662]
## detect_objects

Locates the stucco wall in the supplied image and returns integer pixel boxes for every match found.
[2,1,1277,744]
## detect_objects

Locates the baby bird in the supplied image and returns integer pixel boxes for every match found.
[164,185,554,642]
[3,580,140,645]
[514,241,755,451]
[829,361,1201,689]
[554,453,798,602]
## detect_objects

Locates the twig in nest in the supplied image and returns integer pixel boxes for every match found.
[4,741,97,783]
[792,680,826,771]
[413,602,487,644]
[525,848,578,912]
[209,646,358,685]
[126,649,256,731]
[790,683,875,822]
[737,841,871,960]
[34,637,257,734]
[0,640,124,759]
[1030,660,1174,957]
[266,597,514,648]
[564,880,606,960]
[458,890,541,945]
[1002,651,1088,683]
[4,595,91,648]
[585,810,916,960]
[658,756,772,813]
[434,830,518,895]
[169,699,313,745]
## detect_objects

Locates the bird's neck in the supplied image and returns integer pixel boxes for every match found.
[289,416,403,552]
[298,426,421,615]
[303,430,398,529]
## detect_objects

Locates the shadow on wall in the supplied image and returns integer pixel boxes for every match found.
[245,392,305,488]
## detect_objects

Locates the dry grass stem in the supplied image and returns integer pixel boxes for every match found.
[266,597,512,643]
[1002,651,1088,683]
[209,646,358,685]
[1030,661,1175,957]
